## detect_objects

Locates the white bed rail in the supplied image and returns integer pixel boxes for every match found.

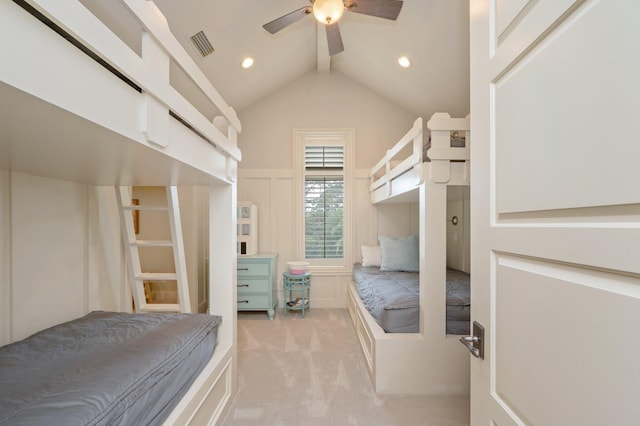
[368,113,470,203]
[426,113,470,184]
[369,117,423,199]
[18,0,241,163]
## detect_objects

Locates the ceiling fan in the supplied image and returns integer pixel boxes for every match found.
[263,0,404,56]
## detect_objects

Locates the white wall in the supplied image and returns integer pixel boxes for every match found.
[237,71,419,308]
[0,171,11,345]
[0,175,211,345]
[447,186,471,273]
[0,172,126,345]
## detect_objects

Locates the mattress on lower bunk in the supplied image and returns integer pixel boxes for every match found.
[353,263,420,333]
[353,263,470,334]
[0,310,222,426]
[444,268,473,335]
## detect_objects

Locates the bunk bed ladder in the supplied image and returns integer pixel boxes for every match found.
[116,186,191,313]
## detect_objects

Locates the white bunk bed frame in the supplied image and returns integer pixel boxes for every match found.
[1,1,240,424]
[347,113,471,395]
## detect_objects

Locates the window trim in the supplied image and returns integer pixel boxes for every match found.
[294,129,354,272]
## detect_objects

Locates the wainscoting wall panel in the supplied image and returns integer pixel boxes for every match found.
[239,169,416,309]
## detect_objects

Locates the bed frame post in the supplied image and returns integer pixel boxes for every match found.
[421,181,448,336]
[208,180,237,357]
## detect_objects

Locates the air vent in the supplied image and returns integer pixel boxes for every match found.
[189,30,214,58]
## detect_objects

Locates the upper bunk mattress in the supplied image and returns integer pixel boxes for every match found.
[353,263,470,334]
[0,311,222,426]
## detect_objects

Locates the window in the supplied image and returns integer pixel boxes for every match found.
[295,130,352,269]
[304,146,344,258]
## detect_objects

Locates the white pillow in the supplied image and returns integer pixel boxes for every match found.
[361,245,381,267]
[378,235,419,272]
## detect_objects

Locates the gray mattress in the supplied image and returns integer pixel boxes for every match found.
[353,263,470,334]
[0,311,222,426]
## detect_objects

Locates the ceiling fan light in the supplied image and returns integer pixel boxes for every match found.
[313,0,345,25]
[241,57,254,69]
[398,56,412,68]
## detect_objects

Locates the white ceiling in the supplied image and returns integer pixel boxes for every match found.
[80,0,469,118]
[149,0,470,118]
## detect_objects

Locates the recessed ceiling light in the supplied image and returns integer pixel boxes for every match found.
[241,57,254,69]
[398,56,412,68]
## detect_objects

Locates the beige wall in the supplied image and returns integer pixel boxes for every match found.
[236,71,422,308]
[238,71,417,170]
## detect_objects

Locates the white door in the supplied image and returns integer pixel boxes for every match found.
[469,1,640,424]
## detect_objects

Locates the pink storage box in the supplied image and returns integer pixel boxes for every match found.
[287,261,309,275]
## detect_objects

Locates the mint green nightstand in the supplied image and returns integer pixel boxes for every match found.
[237,254,278,320]
[283,272,311,318]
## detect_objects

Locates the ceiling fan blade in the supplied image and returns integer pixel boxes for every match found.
[346,0,404,21]
[325,23,344,56]
[263,6,312,34]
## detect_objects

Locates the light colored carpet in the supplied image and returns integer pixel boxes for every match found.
[220,308,470,426]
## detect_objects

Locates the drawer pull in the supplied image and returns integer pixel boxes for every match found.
[238,300,249,304]
[237,284,249,287]
[237,267,249,271]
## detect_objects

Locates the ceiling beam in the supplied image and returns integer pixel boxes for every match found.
[317,23,331,73]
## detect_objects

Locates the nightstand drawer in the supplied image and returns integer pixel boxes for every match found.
[237,295,269,310]
[237,263,269,277]
[237,279,269,294]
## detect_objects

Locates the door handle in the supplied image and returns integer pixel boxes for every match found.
[459,321,485,359]
[459,336,480,358]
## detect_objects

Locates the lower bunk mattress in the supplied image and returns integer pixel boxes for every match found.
[0,310,222,426]
[353,263,470,334]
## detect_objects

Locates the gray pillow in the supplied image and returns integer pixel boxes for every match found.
[378,235,419,272]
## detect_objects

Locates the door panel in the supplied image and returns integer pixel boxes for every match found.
[470,0,640,424]
[495,0,529,38]
[495,255,640,425]
[489,0,580,64]
[495,0,640,213]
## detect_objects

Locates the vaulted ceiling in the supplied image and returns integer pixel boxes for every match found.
[86,0,470,118]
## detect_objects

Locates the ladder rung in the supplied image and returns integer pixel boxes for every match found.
[123,205,169,211]
[140,303,181,312]
[133,240,174,247]
[118,186,190,314]
[136,273,178,281]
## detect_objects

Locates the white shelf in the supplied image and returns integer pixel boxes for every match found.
[237,202,257,256]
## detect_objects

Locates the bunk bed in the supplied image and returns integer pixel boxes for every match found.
[347,114,471,395]
[352,263,470,334]
[1,1,240,424]
[0,311,222,425]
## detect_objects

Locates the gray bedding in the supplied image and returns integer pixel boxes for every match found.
[353,263,470,334]
[0,311,222,426]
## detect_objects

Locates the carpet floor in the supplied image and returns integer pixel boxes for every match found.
[220,308,470,426]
